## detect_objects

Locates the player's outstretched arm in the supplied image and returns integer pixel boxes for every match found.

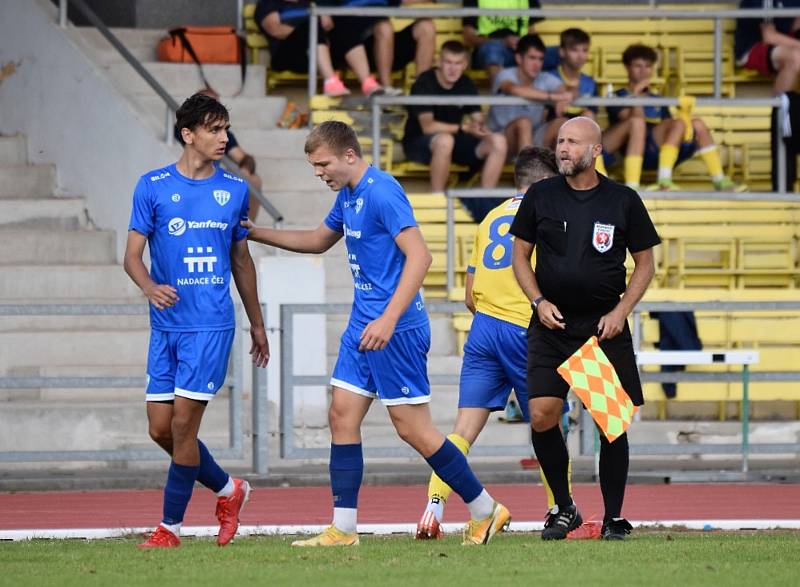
[241,220,342,254]
[359,226,432,351]
[598,246,655,341]
[123,230,179,310]
[230,238,269,367]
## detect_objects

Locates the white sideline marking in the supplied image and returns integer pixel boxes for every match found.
[2,520,800,541]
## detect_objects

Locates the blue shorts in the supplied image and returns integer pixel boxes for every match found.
[459,312,531,419]
[459,312,570,419]
[330,322,431,406]
[643,132,697,170]
[145,329,235,402]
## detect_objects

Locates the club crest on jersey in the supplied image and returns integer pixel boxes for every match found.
[592,222,614,253]
[213,190,231,206]
[355,197,364,214]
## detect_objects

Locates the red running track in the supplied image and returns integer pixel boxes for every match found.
[2,483,800,530]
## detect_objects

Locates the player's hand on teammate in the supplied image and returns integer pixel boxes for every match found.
[536,300,566,330]
[144,284,179,310]
[597,307,626,341]
[359,315,397,351]
[249,325,270,367]
[240,218,254,232]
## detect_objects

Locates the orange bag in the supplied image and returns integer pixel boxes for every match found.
[156,27,246,95]
[157,27,241,64]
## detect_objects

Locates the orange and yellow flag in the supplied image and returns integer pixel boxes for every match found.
[556,336,637,442]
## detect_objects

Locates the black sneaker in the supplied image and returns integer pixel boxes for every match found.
[542,504,583,540]
[601,518,633,540]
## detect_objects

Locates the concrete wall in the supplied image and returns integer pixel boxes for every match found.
[51,0,239,28]
[0,0,177,260]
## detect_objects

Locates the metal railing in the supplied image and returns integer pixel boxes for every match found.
[0,303,269,476]
[308,5,800,100]
[57,0,284,224]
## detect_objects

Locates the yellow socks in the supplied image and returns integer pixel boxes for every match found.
[698,144,724,183]
[624,155,643,189]
[541,458,573,510]
[658,144,680,182]
[427,433,471,504]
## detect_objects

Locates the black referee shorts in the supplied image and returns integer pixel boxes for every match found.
[526,315,644,406]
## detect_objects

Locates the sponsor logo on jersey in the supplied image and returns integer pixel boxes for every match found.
[223,172,244,183]
[592,222,615,253]
[171,193,181,202]
[168,218,229,236]
[344,224,362,239]
[168,217,186,236]
[182,246,218,274]
[150,171,171,182]
[213,189,231,206]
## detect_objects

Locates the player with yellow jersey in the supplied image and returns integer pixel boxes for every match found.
[416,147,574,540]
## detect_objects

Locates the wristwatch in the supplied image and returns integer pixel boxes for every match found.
[531,295,545,310]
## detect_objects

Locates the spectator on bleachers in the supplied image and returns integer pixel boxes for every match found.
[538,28,609,176]
[487,34,573,157]
[608,44,746,192]
[255,0,382,96]
[402,40,508,221]
[736,0,800,95]
[462,0,558,83]
[365,0,436,94]
[174,88,266,220]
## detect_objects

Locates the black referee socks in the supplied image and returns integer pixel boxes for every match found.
[531,425,572,509]
[599,431,630,523]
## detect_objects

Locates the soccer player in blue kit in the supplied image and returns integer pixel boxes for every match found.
[124,93,269,549]
[244,121,510,546]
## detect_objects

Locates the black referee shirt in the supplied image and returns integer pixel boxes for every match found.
[509,174,661,318]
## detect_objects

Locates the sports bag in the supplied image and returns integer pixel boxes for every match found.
[157,26,246,94]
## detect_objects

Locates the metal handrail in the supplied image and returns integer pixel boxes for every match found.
[59,0,284,224]
[309,5,800,99]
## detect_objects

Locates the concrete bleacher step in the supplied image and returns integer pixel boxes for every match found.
[266,189,340,226]
[0,265,140,300]
[106,61,266,99]
[139,95,287,130]
[76,27,164,64]
[0,135,27,165]
[0,313,148,334]
[0,198,88,229]
[0,365,146,402]
[234,128,308,158]
[0,164,55,198]
[0,230,116,264]
[257,157,330,192]
[0,329,149,371]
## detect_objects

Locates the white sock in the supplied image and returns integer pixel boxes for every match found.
[425,497,445,523]
[466,489,495,521]
[215,476,235,498]
[710,173,724,183]
[658,167,672,182]
[332,507,357,533]
[160,522,181,536]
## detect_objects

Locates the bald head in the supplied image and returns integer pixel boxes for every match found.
[558,116,602,145]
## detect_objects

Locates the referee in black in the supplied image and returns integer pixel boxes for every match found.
[510,117,660,541]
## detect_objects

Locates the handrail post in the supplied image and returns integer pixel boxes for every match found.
[59,0,68,28]
[372,99,381,169]
[446,192,455,293]
[741,364,750,474]
[713,17,722,98]
[165,107,174,145]
[777,99,788,193]
[308,6,318,99]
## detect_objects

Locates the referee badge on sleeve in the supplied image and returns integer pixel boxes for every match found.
[592,222,614,253]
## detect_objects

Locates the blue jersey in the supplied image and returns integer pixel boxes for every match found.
[128,163,249,332]
[541,68,598,117]
[608,87,671,127]
[323,166,428,332]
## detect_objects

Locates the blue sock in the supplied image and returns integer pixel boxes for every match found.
[330,443,363,509]
[196,440,228,493]
[162,461,200,525]
[425,439,483,503]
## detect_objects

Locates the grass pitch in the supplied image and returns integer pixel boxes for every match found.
[1,530,798,587]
